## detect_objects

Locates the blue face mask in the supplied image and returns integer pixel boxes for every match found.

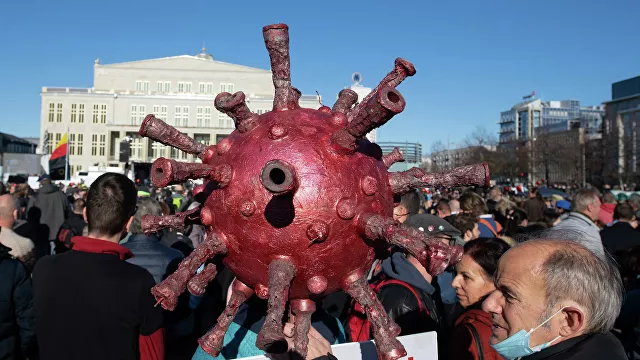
[491,307,566,360]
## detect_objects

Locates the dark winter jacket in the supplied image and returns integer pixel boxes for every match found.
[123,233,183,284]
[27,183,68,241]
[376,252,442,335]
[448,307,502,360]
[60,213,86,237]
[522,332,625,360]
[601,221,640,259]
[0,242,36,359]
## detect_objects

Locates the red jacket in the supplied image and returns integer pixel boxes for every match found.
[448,308,504,360]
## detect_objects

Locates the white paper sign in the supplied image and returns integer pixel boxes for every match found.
[239,332,438,360]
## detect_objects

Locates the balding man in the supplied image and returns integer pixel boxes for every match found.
[483,235,625,359]
[0,195,35,269]
[552,189,603,258]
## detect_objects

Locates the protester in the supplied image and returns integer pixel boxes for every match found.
[124,197,183,284]
[55,198,86,253]
[451,213,480,242]
[449,238,511,360]
[460,192,503,238]
[486,187,502,213]
[482,235,625,359]
[193,283,344,360]
[393,190,421,224]
[0,238,36,359]
[598,192,617,226]
[0,195,35,270]
[27,175,69,257]
[449,199,461,215]
[552,189,604,258]
[601,202,640,260]
[32,173,164,360]
[523,187,546,223]
[437,200,452,219]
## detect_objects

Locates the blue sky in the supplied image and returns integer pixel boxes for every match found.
[1,0,638,151]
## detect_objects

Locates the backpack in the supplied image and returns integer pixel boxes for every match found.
[56,222,79,250]
[347,277,432,342]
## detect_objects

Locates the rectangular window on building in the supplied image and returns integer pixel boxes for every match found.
[69,134,76,155]
[196,107,203,127]
[91,134,98,156]
[206,83,213,94]
[199,83,206,94]
[138,105,146,125]
[182,106,189,127]
[194,134,210,146]
[220,83,234,93]
[174,106,181,126]
[93,104,99,123]
[227,117,233,129]
[153,105,160,116]
[100,104,107,124]
[99,135,106,156]
[136,81,142,92]
[48,103,55,122]
[77,134,83,155]
[78,104,85,123]
[70,104,77,123]
[218,113,227,128]
[131,105,138,125]
[164,82,171,92]
[178,82,185,93]
[56,103,63,122]
[143,81,149,92]
[185,83,192,93]
[157,81,163,92]
[204,107,212,127]
[160,105,167,120]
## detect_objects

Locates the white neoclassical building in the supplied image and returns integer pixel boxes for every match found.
[40,48,322,176]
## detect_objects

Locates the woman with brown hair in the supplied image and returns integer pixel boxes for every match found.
[449,237,511,360]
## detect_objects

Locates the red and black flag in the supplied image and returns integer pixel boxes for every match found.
[49,133,68,180]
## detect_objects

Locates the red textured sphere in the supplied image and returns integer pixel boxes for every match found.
[202,108,390,299]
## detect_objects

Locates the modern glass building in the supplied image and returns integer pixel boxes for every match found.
[499,98,604,144]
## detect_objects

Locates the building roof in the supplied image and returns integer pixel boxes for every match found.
[0,132,34,145]
[97,51,271,73]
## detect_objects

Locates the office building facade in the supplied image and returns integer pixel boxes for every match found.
[499,98,604,144]
[40,48,322,176]
[603,76,640,181]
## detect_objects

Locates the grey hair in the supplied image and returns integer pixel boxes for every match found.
[572,189,600,213]
[129,197,163,234]
[523,231,623,333]
[628,193,640,209]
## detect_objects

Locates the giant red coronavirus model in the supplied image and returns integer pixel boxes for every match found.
[139,23,489,360]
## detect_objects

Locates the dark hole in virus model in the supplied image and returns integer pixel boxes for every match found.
[387,90,400,103]
[269,168,286,185]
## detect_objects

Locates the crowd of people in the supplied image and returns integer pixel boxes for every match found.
[0,173,636,360]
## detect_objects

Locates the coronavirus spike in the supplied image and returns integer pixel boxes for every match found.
[332,89,358,114]
[357,58,416,109]
[150,157,232,188]
[187,263,218,296]
[256,259,296,353]
[141,206,200,234]
[332,87,406,153]
[151,232,227,311]
[199,279,255,357]
[389,162,490,196]
[343,275,406,360]
[290,299,316,359]
[215,92,259,133]
[139,115,206,158]
[357,213,463,276]
[263,24,299,111]
[382,147,405,169]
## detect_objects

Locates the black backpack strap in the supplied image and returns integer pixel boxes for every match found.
[464,323,484,360]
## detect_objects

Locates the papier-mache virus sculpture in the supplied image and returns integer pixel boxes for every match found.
[139,23,489,360]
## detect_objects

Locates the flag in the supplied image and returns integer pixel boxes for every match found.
[49,133,68,180]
